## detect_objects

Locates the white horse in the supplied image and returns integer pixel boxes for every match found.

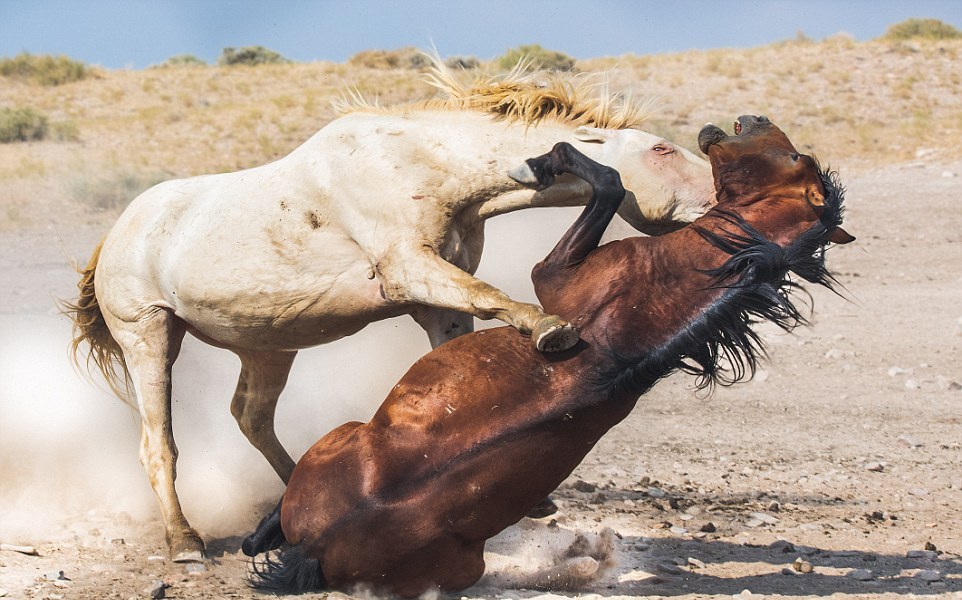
[65,61,714,561]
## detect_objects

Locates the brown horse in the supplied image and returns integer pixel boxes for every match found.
[244,115,854,597]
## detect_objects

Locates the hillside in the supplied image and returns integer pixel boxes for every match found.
[1,36,961,231]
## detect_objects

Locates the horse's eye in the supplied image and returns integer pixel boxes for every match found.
[791,153,800,161]
[652,144,673,155]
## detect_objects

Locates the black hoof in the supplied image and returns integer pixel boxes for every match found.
[527,496,559,519]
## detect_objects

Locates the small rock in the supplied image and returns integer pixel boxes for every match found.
[0,587,7,597]
[941,170,957,178]
[146,555,166,564]
[793,558,814,573]
[916,569,942,582]
[634,542,651,551]
[700,522,717,533]
[749,512,779,525]
[572,480,596,493]
[144,580,168,599]
[905,379,920,390]
[848,568,874,581]
[906,549,938,559]
[43,571,67,581]
[780,567,795,576]
[769,540,796,553]
[887,366,910,376]
[897,435,922,448]
[688,557,706,569]
[733,590,753,600]
[924,541,938,552]
[0,543,38,555]
[669,525,689,535]
[647,487,667,499]
[655,561,686,575]
[865,462,885,472]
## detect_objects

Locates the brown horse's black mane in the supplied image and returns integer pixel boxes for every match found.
[601,165,845,396]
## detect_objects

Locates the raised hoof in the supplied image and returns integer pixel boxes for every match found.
[532,317,579,353]
[527,496,559,519]
[508,161,539,186]
[170,532,206,563]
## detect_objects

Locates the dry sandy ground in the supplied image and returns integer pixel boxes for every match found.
[1,157,961,600]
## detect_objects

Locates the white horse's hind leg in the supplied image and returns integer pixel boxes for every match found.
[378,247,579,351]
[106,307,203,561]
[229,350,298,483]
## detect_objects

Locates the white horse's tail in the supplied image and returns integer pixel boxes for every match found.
[61,240,133,405]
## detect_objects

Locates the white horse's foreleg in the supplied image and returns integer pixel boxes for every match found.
[106,307,203,561]
[410,307,475,348]
[377,247,579,352]
[229,350,298,483]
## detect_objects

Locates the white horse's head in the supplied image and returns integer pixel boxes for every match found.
[574,126,715,235]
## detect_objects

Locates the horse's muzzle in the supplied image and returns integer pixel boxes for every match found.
[698,123,728,154]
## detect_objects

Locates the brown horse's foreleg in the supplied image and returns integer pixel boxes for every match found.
[518,142,626,272]
[105,307,203,561]
[230,350,298,482]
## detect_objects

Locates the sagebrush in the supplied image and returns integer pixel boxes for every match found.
[0,52,89,86]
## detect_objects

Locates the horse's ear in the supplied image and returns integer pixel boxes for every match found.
[573,126,613,144]
[830,227,855,244]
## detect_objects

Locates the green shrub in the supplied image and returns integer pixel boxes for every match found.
[0,107,49,143]
[882,18,962,40]
[497,44,576,72]
[218,46,290,66]
[154,54,208,68]
[0,52,89,86]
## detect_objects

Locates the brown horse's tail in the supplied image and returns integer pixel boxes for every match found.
[60,240,133,405]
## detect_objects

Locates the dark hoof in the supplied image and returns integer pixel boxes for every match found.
[527,496,559,519]
[170,531,206,563]
[533,316,579,353]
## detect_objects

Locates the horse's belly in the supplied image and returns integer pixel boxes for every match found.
[173,259,404,351]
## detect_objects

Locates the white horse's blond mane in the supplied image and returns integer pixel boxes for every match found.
[335,55,654,130]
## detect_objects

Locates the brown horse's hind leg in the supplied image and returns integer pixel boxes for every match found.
[104,307,203,561]
[230,350,298,483]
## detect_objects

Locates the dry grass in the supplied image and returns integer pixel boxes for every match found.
[2,37,962,230]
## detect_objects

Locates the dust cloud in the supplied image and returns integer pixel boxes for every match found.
[0,206,616,547]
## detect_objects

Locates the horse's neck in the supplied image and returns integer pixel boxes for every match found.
[569,226,732,379]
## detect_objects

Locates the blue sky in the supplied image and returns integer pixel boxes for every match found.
[0,0,960,69]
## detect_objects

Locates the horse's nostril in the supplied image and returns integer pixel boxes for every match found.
[758,115,770,123]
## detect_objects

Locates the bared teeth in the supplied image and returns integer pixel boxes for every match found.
[734,120,742,135]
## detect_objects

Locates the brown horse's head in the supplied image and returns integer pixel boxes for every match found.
[698,115,854,245]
